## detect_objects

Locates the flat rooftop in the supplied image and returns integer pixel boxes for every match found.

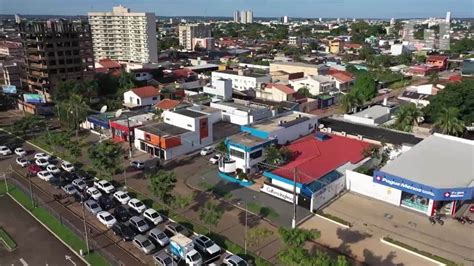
[139,123,190,137]
[351,105,391,119]
[216,70,267,78]
[380,134,474,189]
[250,112,315,132]
[213,101,264,113]
[272,134,371,184]
[227,132,272,147]
[174,108,206,118]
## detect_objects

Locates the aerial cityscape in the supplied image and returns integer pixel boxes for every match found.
[0,1,473,266]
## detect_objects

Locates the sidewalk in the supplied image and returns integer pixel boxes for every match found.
[323,192,474,265]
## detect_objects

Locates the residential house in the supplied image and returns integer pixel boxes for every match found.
[203,78,233,100]
[211,70,271,92]
[290,75,336,96]
[123,86,160,109]
[426,55,449,70]
[328,69,354,92]
[343,105,397,126]
[255,83,296,102]
[270,62,329,77]
[210,101,273,125]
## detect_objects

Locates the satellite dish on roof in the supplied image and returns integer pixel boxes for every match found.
[100,105,108,113]
[319,124,325,129]
[115,108,123,118]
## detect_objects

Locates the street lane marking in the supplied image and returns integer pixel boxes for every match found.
[19,258,28,266]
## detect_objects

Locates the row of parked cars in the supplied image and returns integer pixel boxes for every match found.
[5,145,247,265]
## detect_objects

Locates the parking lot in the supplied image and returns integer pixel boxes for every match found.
[0,133,240,265]
[0,195,86,266]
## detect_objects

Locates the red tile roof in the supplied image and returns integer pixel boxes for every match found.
[426,55,449,61]
[272,134,371,184]
[330,72,354,83]
[98,58,122,69]
[344,43,362,49]
[131,86,160,98]
[173,68,196,79]
[265,83,296,95]
[155,99,181,110]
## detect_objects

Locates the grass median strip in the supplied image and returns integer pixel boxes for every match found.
[316,211,352,227]
[383,237,458,266]
[1,183,109,266]
[0,227,17,251]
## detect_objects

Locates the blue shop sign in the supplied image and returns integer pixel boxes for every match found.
[373,170,473,201]
[2,85,17,94]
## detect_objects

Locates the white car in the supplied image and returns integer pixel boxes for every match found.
[86,187,102,200]
[94,180,115,194]
[62,184,78,195]
[143,208,163,225]
[223,254,248,266]
[61,161,74,172]
[200,146,214,156]
[130,160,144,169]
[209,154,222,164]
[0,146,12,155]
[128,198,146,214]
[35,158,49,167]
[72,178,87,191]
[46,164,61,174]
[14,147,27,157]
[15,157,29,167]
[96,211,117,228]
[34,152,51,160]
[37,170,54,181]
[113,191,131,205]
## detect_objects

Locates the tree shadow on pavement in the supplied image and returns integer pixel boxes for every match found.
[190,191,213,212]
[363,249,402,266]
[336,227,372,260]
[162,153,201,170]
[237,210,261,228]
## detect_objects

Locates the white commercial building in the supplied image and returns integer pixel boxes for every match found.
[290,75,337,96]
[88,5,158,63]
[211,70,271,92]
[343,105,395,126]
[178,24,212,51]
[203,78,233,101]
[210,101,273,126]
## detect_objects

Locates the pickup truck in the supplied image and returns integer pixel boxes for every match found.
[169,233,202,265]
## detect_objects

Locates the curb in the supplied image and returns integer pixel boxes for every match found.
[7,193,91,266]
[380,238,446,266]
[0,128,53,156]
[315,214,351,229]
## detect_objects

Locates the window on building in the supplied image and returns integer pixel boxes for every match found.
[250,150,262,159]
[152,97,157,100]
[230,148,244,159]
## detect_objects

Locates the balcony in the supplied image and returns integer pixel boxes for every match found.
[30,63,47,70]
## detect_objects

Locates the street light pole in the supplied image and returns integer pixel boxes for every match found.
[1,173,8,193]
[126,117,133,159]
[292,167,297,229]
[28,172,35,208]
[244,203,248,255]
[81,203,90,254]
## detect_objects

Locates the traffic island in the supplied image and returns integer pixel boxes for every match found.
[0,227,17,251]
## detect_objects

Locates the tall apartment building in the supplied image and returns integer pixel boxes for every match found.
[0,40,23,58]
[0,61,22,88]
[246,11,253,24]
[88,5,158,63]
[178,23,212,51]
[20,20,95,99]
[233,11,240,23]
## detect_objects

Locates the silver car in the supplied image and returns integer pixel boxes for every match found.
[84,199,102,215]
[148,228,169,247]
[129,216,149,233]
[133,234,155,254]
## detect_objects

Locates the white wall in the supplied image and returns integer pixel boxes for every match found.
[269,115,318,145]
[203,78,232,100]
[163,110,197,131]
[271,178,301,194]
[211,71,271,91]
[123,91,159,106]
[343,114,377,126]
[312,176,345,210]
[345,170,402,206]
[256,87,289,102]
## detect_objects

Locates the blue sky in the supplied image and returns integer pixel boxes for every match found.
[1,0,472,18]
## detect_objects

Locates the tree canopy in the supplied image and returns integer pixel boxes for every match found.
[433,107,465,136]
[351,72,377,101]
[88,140,124,178]
[392,103,424,132]
[148,170,177,204]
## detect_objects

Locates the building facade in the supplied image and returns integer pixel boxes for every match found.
[211,70,271,92]
[178,24,212,51]
[88,5,158,63]
[20,20,95,99]
[0,61,22,88]
[290,75,336,96]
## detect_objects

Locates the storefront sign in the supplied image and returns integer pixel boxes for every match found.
[374,171,473,201]
[261,184,294,203]
[2,85,17,94]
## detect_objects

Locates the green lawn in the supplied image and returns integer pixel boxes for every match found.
[1,183,109,266]
[247,202,280,220]
[0,227,17,251]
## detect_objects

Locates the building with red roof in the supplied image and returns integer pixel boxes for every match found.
[426,55,449,70]
[123,86,161,109]
[256,83,296,102]
[155,99,182,110]
[262,133,371,210]
[95,58,123,74]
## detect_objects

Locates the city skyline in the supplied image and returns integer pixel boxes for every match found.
[1,0,473,18]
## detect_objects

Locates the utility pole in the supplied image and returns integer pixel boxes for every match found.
[244,203,248,254]
[292,167,297,229]
[28,172,35,208]
[126,117,133,159]
[1,173,7,193]
[81,203,90,254]
[123,169,127,188]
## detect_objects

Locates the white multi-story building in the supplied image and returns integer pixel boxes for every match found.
[290,75,337,96]
[211,70,271,92]
[289,36,302,47]
[239,10,253,24]
[233,11,240,23]
[88,5,158,63]
[178,23,212,51]
[203,78,233,100]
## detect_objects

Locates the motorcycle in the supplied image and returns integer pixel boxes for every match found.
[428,216,436,225]
[434,215,444,225]
[454,216,466,224]
[462,216,473,224]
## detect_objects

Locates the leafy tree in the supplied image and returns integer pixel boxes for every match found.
[247,227,273,247]
[265,144,281,165]
[340,92,364,113]
[278,227,320,247]
[393,103,424,132]
[118,72,136,95]
[297,87,313,98]
[216,140,227,153]
[450,38,474,54]
[428,72,439,84]
[424,80,474,124]
[56,94,89,137]
[415,55,426,64]
[158,37,179,51]
[199,201,223,232]
[10,114,45,138]
[433,107,465,136]
[88,140,124,179]
[351,72,377,101]
[148,170,176,204]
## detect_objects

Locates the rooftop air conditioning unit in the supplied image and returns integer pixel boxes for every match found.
[358,135,363,140]
[327,127,332,133]
[341,131,346,137]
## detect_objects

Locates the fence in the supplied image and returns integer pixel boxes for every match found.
[3,175,125,266]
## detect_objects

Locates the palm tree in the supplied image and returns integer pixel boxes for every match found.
[434,107,465,136]
[393,103,424,132]
[340,92,364,113]
[56,94,89,137]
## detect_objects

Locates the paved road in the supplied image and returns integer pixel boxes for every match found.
[0,195,86,266]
